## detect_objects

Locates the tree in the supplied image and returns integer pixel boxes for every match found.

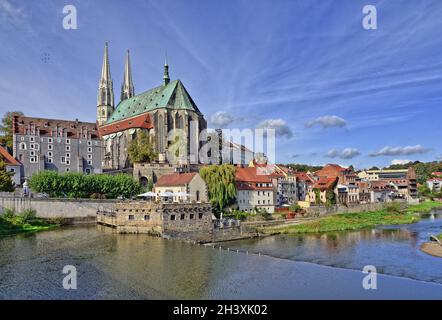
[199,164,236,216]
[127,131,157,164]
[0,159,14,192]
[0,111,23,151]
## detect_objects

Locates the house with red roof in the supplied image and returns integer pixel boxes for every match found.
[236,166,275,213]
[307,176,339,205]
[427,178,442,193]
[154,172,208,202]
[0,145,22,186]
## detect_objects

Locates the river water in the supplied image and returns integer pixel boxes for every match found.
[0,211,442,299]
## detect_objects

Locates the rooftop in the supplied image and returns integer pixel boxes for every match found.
[0,145,20,166]
[106,79,202,125]
[155,172,197,187]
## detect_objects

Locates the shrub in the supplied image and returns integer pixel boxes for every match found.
[29,171,143,199]
[2,208,15,219]
[384,202,403,214]
[20,209,36,223]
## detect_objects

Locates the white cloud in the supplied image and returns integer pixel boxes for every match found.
[210,111,234,127]
[0,0,24,20]
[369,145,430,157]
[391,159,413,165]
[305,115,347,129]
[257,119,293,139]
[326,148,360,160]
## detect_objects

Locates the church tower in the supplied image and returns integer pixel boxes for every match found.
[120,49,135,101]
[97,42,115,126]
[163,58,170,86]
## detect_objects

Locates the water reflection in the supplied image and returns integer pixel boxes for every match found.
[0,212,442,299]
[227,211,442,284]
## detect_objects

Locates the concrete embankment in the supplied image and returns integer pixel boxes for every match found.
[0,196,118,224]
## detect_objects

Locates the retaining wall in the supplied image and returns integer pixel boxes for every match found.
[0,196,118,221]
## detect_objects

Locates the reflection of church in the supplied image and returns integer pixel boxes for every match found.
[96,43,207,170]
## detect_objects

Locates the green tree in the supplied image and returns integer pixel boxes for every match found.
[0,159,14,192]
[0,111,23,151]
[127,131,157,164]
[199,164,236,216]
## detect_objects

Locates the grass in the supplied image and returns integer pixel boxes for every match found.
[405,200,442,214]
[438,233,442,241]
[260,210,419,235]
[0,209,60,237]
[259,201,440,235]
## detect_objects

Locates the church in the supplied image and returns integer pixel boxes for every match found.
[96,43,207,171]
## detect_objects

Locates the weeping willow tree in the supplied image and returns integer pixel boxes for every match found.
[199,164,236,217]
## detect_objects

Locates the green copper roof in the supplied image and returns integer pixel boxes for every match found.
[106,79,201,124]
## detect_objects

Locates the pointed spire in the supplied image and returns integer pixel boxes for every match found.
[163,55,170,86]
[100,42,112,82]
[97,42,115,126]
[121,49,135,101]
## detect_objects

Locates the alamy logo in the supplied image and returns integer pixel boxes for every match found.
[362,5,377,30]
[62,5,77,30]
[62,265,77,290]
[362,265,377,290]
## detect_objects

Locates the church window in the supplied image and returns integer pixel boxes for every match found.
[66,139,70,144]
[170,215,176,221]
[20,137,24,141]
[48,138,53,143]
[65,168,70,172]
[19,143,26,150]
[47,158,53,164]
[30,136,35,142]
[87,154,92,159]
[87,147,92,153]
[48,144,53,150]
[87,141,92,146]
[66,146,70,151]
[66,153,70,158]
[180,214,185,220]
[87,160,92,165]
[158,114,164,152]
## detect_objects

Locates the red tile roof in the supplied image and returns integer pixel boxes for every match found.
[98,113,153,136]
[13,115,99,139]
[295,172,315,183]
[0,145,20,166]
[155,172,197,187]
[313,177,338,191]
[236,167,273,183]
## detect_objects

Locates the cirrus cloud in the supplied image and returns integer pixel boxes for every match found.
[305,115,347,129]
[256,119,293,139]
[369,145,430,157]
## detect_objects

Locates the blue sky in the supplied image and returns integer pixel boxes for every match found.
[0,0,441,168]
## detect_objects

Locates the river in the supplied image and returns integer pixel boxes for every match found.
[0,211,442,299]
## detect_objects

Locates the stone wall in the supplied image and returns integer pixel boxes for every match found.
[109,201,214,242]
[0,196,117,222]
[305,202,385,217]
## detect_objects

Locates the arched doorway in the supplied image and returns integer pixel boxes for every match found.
[140,176,148,188]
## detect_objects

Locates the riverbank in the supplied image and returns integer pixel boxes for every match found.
[0,209,59,237]
[259,201,442,235]
[421,242,442,258]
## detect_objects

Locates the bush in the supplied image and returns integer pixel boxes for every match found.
[384,202,403,214]
[2,208,15,219]
[20,209,36,223]
[29,171,143,199]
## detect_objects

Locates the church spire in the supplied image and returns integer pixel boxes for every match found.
[163,57,170,86]
[97,42,115,126]
[121,49,135,101]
